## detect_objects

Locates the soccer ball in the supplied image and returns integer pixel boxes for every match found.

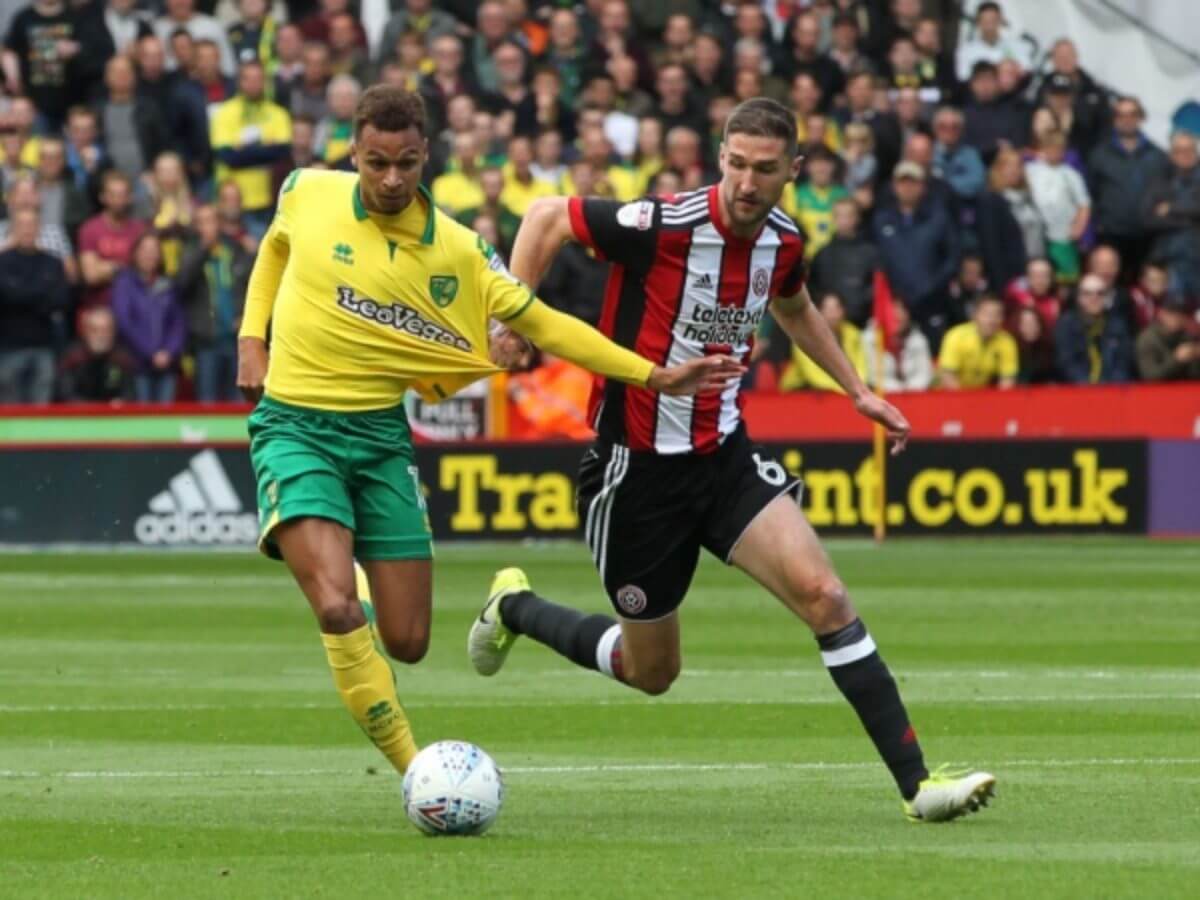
[401,740,504,836]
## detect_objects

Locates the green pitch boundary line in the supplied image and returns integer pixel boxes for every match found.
[0,757,1197,780]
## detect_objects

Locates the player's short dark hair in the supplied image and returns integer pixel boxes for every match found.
[724,97,798,157]
[354,85,427,139]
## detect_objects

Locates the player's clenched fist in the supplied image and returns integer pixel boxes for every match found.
[237,337,269,402]
[647,354,746,396]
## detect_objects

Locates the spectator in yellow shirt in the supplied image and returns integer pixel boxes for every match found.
[780,292,867,392]
[560,125,637,200]
[313,74,361,166]
[431,132,485,215]
[938,295,1019,389]
[500,134,556,216]
[211,60,292,235]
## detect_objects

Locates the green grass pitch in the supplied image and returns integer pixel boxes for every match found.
[1,538,1197,899]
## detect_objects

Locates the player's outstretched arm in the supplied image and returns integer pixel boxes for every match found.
[506,298,744,396]
[770,287,910,453]
[508,197,576,289]
[236,233,290,401]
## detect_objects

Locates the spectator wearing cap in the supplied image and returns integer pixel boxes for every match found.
[779,13,844,113]
[962,61,1030,162]
[1136,293,1200,381]
[377,0,458,64]
[932,105,986,203]
[937,294,1018,389]
[1035,39,1110,153]
[955,1,1031,82]
[1055,273,1134,384]
[783,146,849,261]
[1087,96,1169,280]
[809,198,881,327]
[1143,131,1200,299]
[873,160,961,346]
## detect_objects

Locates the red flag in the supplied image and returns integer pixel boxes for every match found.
[873,269,899,356]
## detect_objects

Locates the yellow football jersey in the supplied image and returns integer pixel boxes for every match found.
[938,322,1019,388]
[240,168,534,411]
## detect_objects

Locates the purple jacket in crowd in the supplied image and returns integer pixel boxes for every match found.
[110,268,188,372]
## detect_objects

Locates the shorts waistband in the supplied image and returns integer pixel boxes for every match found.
[259,394,408,420]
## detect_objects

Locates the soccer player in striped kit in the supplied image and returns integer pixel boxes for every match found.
[469,98,995,822]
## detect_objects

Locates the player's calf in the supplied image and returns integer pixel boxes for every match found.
[621,657,679,696]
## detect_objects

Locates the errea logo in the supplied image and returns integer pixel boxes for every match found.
[332,243,354,264]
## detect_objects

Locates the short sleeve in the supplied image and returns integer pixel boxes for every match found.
[477,236,535,322]
[268,169,301,245]
[567,196,657,265]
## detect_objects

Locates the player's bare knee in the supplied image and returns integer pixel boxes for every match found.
[382,630,429,665]
[626,661,680,696]
[791,568,850,618]
[316,600,365,635]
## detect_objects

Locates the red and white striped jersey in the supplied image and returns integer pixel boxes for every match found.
[567,185,807,455]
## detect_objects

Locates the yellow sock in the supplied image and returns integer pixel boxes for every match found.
[322,625,419,773]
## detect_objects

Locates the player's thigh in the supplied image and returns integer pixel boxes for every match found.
[619,612,682,695]
[345,408,434,565]
[729,494,857,633]
[273,516,362,633]
[360,559,433,664]
[248,398,356,560]
[577,443,701,624]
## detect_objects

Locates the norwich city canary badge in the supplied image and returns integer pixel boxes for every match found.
[430,275,458,307]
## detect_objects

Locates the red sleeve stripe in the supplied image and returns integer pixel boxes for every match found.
[567,197,598,254]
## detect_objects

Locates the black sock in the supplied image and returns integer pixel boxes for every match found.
[817,618,929,800]
[500,591,621,676]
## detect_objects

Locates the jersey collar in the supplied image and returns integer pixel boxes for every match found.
[352,180,437,245]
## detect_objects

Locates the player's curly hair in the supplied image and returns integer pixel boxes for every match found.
[354,85,427,139]
[724,97,798,158]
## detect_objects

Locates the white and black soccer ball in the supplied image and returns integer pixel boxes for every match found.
[401,741,504,836]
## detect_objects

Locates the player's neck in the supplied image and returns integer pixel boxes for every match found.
[716,193,765,241]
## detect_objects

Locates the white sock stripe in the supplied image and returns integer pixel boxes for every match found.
[820,634,877,668]
[595,624,622,678]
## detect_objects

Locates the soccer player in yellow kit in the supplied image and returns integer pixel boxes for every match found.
[235,85,741,776]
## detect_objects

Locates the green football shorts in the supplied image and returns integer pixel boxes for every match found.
[247,395,433,561]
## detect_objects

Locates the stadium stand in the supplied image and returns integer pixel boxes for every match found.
[0,0,1198,410]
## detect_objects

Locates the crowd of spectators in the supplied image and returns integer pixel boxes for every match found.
[0,0,1197,406]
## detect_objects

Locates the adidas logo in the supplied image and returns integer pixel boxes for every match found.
[692,273,714,289]
[134,450,258,546]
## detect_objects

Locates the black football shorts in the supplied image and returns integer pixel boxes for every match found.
[576,427,803,621]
